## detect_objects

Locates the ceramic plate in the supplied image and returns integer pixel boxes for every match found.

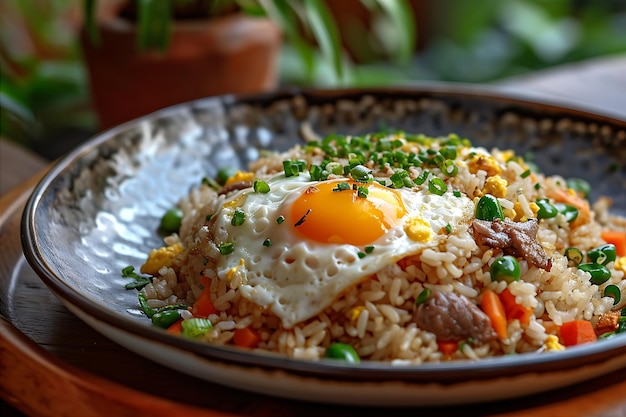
[22,86,626,406]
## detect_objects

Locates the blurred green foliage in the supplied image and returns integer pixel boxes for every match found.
[1,0,626,151]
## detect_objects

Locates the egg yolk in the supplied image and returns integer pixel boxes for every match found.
[289,180,407,245]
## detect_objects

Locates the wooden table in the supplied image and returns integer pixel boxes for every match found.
[1,55,626,417]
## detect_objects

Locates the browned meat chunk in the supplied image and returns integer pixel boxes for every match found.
[595,311,621,336]
[472,218,552,271]
[218,181,252,195]
[413,291,497,343]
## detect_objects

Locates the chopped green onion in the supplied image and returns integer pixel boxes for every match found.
[263,239,272,247]
[253,180,270,193]
[578,262,611,285]
[428,178,447,196]
[333,182,351,192]
[587,244,617,266]
[201,176,220,190]
[534,183,541,190]
[415,288,432,306]
[276,215,285,224]
[357,252,366,259]
[350,164,373,183]
[567,178,591,199]
[520,169,531,179]
[181,318,213,338]
[326,162,343,175]
[365,246,375,254]
[122,266,152,290]
[445,224,452,234]
[440,146,457,160]
[442,159,458,177]
[216,167,237,186]
[218,242,235,255]
[475,194,505,221]
[205,214,213,222]
[453,190,462,198]
[554,203,579,222]
[151,309,181,328]
[357,186,369,199]
[604,284,621,305]
[564,247,583,266]
[231,208,245,226]
[414,170,430,185]
[138,293,156,318]
[536,198,558,219]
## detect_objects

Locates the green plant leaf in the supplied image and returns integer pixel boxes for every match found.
[83,0,100,44]
[301,0,343,81]
[371,0,416,63]
[137,0,172,51]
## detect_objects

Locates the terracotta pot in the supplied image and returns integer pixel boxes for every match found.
[80,13,281,129]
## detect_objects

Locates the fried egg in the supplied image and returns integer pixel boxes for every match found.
[210,173,474,328]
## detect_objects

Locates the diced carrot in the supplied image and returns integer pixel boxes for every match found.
[560,320,597,346]
[546,187,590,228]
[233,327,261,349]
[192,289,218,317]
[601,230,626,257]
[166,319,183,335]
[498,288,533,326]
[481,289,508,339]
[437,340,459,355]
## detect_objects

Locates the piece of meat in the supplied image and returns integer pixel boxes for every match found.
[413,291,497,343]
[218,181,252,195]
[595,311,621,335]
[472,218,552,271]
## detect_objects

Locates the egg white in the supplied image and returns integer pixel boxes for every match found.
[209,173,474,328]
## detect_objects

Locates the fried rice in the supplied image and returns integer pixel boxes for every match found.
[134,132,626,363]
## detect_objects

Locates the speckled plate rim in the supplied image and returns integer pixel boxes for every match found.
[20,84,626,404]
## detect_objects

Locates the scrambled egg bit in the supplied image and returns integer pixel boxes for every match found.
[225,171,255,186]
[544,334,565,352]
[468,154,502,177]
[141,243,183,275]
[616,257,626,274]
[404,216,433,242]
[483,175,508,198]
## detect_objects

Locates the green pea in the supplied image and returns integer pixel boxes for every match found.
[578,262,611,285]
[476,194,504,221]
[490,256,521,282]
[324,343,360,364]
[535,198,558,219]
[160,208,183,233]
[216,167,237,186]
[587,244,617,266]
[566,178,591,199]
[554,203,579,223]
[151,310,182,328]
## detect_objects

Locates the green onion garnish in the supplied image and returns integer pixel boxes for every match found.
[218,242,235,255]
[276,215,285,224]
[350,164,373,183]
[521,169,531,179]
[415,288,432,306]
[357,186,369,198]
[231,208,245,226]
[253,180,270,193]
[442,159,458,177]
[365,246,375,254]
[428,178,447,196]
[453,190,462,198]
[357,252,366,259]
[263,239,272,247]
[445,224,452,234]
[182,318,213,338]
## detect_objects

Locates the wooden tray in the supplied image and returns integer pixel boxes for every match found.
[3,180,626,417]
